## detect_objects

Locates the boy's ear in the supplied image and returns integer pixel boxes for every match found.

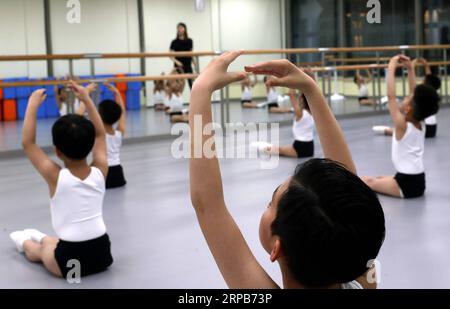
[54,147,63,159]
[270,238,284,262]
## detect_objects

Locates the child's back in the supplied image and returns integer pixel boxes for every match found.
[51,167,106,241]
[98,83,127,189]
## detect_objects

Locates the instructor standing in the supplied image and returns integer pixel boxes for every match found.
[170,22,195,89]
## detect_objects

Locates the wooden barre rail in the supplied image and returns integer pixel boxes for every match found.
[0,61,449,88]
[311,61,450,73]
[0,45,449,62]
[327,57,392,63]
[0,74,198,88]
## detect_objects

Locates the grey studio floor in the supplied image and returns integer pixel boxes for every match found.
[0,105,450,289]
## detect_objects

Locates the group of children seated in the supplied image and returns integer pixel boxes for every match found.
[8,52,441,289]
[153,69,190,123]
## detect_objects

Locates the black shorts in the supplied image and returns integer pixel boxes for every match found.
[268,102,279,109]
[394,172,426,199]
[170,111,183,116]
[241,100,251,104]
[293,140,314,158]
[54,234,113,279]
[425,124,437,138]
[106,165,127,189]
[358,96,369,102]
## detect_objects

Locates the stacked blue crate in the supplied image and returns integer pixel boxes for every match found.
[97,75,115,101]
[16,78,31,120]
[3,78,17,100]
[43,78,59,118]
[126,74,141,110]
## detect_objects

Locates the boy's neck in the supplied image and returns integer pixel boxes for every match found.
[279,259,341,290]
[405,116,422,128]
[104,124,115,134]
[64,158,89,169]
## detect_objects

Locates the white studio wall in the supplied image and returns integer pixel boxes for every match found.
[142,0,215,104]
[0,0,47,78]
[142,0,284,105]
[49,0,141,77]
[0,0,286,103]
[218,0,284,72]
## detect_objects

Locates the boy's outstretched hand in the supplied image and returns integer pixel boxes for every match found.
[69,81,91,103]
[104,82,119,94]
[193,51,247,93]
[245,59,315,90]
[29,89,47,106]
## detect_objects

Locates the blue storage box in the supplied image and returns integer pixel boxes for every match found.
[101,90,116,101]
[17,98,28,120]
[43,78,56,96]
[3,78,16,99]
[16,78,31,99]
[126,74,142,91]
[17,97,46,119]
[126,90,141,110]
[37,103,46,119]
[45,96,60,118]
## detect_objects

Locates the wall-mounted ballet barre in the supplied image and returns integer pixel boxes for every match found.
[0,74,199,88]
[1,44,447,97]
[0,44,449,62]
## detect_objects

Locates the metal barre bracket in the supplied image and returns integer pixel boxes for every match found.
[84,54,103,59]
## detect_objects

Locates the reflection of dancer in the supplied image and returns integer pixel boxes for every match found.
[165,69,189,123]
[154,73,167,111]
[354,69,375,106]
[170,22,195,89]
[373,57,441,139]
[253,89,315,158]
[240,74,260,108]
[263,76,292,114]
[363,55,440,199]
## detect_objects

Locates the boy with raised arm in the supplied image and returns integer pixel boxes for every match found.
[363,55,440,199]
[10,81,113,278]
[189,51,385,289]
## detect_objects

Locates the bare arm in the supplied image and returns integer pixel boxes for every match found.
[288,89,303,120]
[246,60,357,174]
[169,49,183,68]
[22,89,61,194]
[402,56,416,95]
[75,83,96,116]
[70,81,108,177]
[54,86,62,109]
[414,58,432,75]
[189,51,279,289]
[366,69,373,83]
[387,56,407,137]
[105,83,126,136]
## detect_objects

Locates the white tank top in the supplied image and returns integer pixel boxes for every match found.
[392,122,425,174]
[292,110,314,142]
[267,88,279,103]
[154,90,165,104]
[106,130,122,166]
[425,115,437,125]
[50,167,107,242]
[341,280,364,289]
[359,84,369,97]
[241,86,252,101]
[168,94,183,112]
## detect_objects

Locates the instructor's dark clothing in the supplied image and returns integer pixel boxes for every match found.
[170,38,194,88]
